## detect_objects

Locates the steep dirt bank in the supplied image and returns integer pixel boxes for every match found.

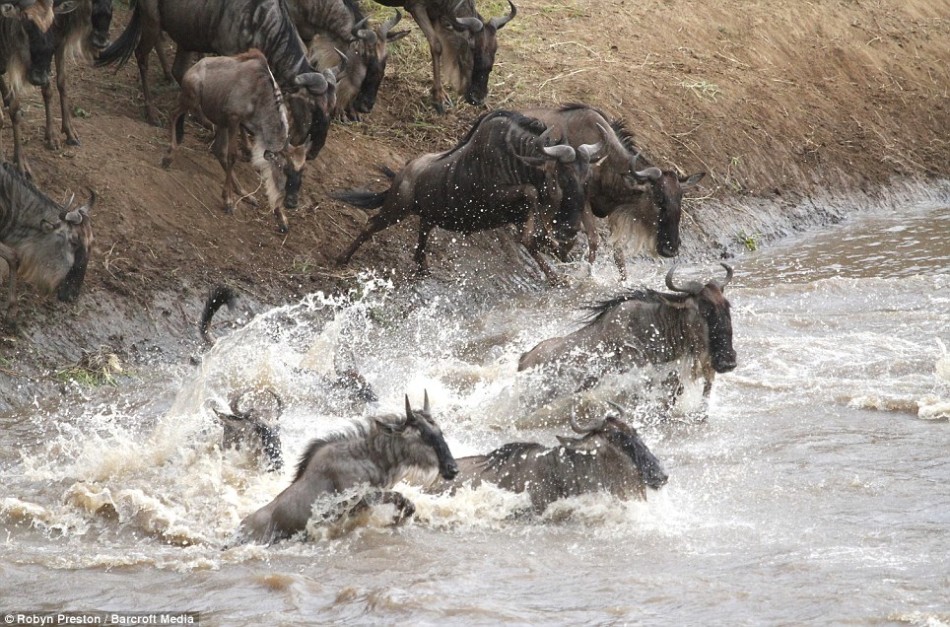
[1,0,948,409]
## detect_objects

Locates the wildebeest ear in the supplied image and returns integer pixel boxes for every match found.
[679,171,706,188]
[386,29,410,42]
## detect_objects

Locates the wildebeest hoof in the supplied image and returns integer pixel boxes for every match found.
[45,138,60,151]
[160,156,172,169]
[223,204,235,215]
[240,195,259,209]
[275,221,289,234]
[66,137,81,147]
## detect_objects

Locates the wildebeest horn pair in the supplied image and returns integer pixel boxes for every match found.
[665,263,733,294]
[351,16,376,43]
[59,189,95,224]
[375,390,432,431]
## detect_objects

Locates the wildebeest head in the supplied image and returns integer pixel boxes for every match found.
[343,10,408,117]
[663,263,737,373]
[212,388,284,472]
[376,391,458,480]
[446,0,516,106]
[88,0,113,51]
[563,410,669,489]
[624,166,705,258]
[18,189,94,302]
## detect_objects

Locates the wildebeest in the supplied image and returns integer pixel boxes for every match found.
[96,0,337,211]
[235,392,458,544]
[288,0,408,120]
[0,161,94,317]
[524,104,706,280]
[519,264,736,406]
[162,49,296,232]
[30,0,112,149]
[372,0,515,111]
[334,110,605,284]
[212,387,284,472]
[439,410,667,513]
[0,0,69,176]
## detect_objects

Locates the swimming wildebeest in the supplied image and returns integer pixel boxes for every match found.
[371,0,515,111]
[439,410,667,513]
[212,387,284,472]
[288,0,408,120]
[162,49,295,232]
[0,161,94,318]
[96,0,337,210]
[235,392,458,544]
[29,0,113,149]
[518,264,737,407]
[524,104,706,280]
[334,110,605,284]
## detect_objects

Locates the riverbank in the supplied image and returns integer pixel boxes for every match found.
[1,0,947,409]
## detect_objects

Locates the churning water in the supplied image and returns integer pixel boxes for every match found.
[2,195,948,625]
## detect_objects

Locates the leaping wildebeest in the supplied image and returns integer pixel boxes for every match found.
[0,161,94,318]
[96,0,338,209]
[234,392,458,544]
[438,410,667,513]
[30,0,113,149]
[524,104,706,280]
[162,49,296,232]
[334,110,606,284]
[518,264,737,407]
[287,0,408,120]
[372,0,515,111]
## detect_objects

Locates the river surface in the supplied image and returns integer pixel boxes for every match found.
[2,197,949,625]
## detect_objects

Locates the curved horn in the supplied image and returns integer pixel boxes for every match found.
[570,413,606,434]
[451,1,484,32]
[294,72,328,93]
[665,265,704,295]
[266,387,284,414]
[423,389,431,415]
[350,16,369,39]
[380,10,401,38]
[405,393,413,419]
[634,166,663,181]
[577,141,604,163]
[716,262,734,290]
[542,144,576,163]
[594,122,632,164]
[605,400,625,417]
[488,0,516,30]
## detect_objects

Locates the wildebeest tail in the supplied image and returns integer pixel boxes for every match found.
[95,0,141,68]
[200,285,238,345]
[332,188,388,210]
[376,165,396,179]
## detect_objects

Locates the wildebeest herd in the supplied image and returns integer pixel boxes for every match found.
[0,0,734,543]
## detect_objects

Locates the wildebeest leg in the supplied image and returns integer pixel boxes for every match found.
[170,47,193,87]
[662,371,685,410]
[0,242,19,318]
[134,30,162,126]
[515,188,564,286]
[0,80,32,179]
[211,126,238,214]
[612,244,627,282]
[55,50,79,146]
[413,219,435,275]
[337,208,407,265]
[161,105,186,169]
[406,3,448,113]
[41,77,58,150]
[581,206,599,264]
[358,489,416,525]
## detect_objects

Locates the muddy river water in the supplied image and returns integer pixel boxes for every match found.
[2,196,948,625]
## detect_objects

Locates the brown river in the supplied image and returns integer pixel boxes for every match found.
[2,191,949,625]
